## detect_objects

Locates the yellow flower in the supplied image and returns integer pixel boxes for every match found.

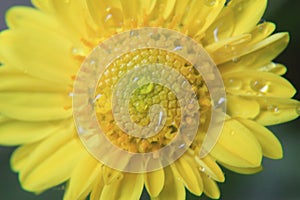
[0,0,299,200]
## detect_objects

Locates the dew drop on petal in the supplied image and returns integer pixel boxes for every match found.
[232,57,239,63]
[68,92,74,97]
[213,27,220,42]
[250,80,269,93]
[105,14,113,22]
[225,78,242,90]
[173,46,183,51]
[200,167,206,172]
[267,105,280,113]
[204,0,217,6]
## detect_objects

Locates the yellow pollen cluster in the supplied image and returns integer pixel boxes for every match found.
[94,49,211,153]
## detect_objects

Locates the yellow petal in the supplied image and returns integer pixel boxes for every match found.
[20,139,84,192]
[146,0,176,22]
[220,62,287,76]
[100,173,144,200]
[11,119,74,172]
[237,118,283,159]
[220,162,263,174]
[153,166,185,200]
[86,0,123,34]
[64,153,101,200]
[258,63,287,75]
[102,166,124,185]
[210,118,262,167]
[90,170,104,200]
[50,0,94,40]
[195,155,225,182]
[184,0,225,37]
[145,169,165,197]
[254,97,300,125]
[226,95,260,119]
[223,71,296,98]
[201,174,220,199]
[0,28,76,85]
[203,0,267,45]
[248,22,276,45]
[172,152,203,195]
[0,92,72,121]
[0,120,64,145]
[218,32,289,69]
[0,72,67,92]
[31,0,53,13]
[0,114,12,124]
[11,142,40,172]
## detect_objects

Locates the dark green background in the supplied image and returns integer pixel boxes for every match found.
[0,0,299,199]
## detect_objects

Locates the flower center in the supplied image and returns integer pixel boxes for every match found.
[94,48,211,153]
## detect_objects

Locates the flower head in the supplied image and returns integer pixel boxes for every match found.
[0,0,299,199]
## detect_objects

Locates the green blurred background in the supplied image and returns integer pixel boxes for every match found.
[0,0,299,199]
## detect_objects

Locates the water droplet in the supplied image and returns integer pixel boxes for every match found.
[72,47,78,54]
[94,94,102,103]
[106,7,111,12]
[173,46,183,51]
[267,105,279,113]
[200,167,206,172]
[258,24,265,33]
[130,30,139,37]
[63,0,70,3]
[232,57,239,63]
[90,60,96,65]
[230,131,235,136]
[225,78,242,90]
[217,97,226,106]
[236,2,243,11]
[105,14,113,22]
[178,143,186,149]
[250,80,269,93]
[68,92,74,97]
[204,0,217,6]
[213,27,219,42]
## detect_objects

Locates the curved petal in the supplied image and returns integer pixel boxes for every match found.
[254,97,300,125]
[195,155,225,182]
[100,173,143,200]
[145,169,165,197]
[218,32,289,68]
[210,118,262,168]
[220,62,287,76]
[0,92,72,121]
[102,166,124,185]
[182,0,226,37]
[220,162,263,174]
[237,118,283,159]
[0,72,67,92]
[203,0,267,45]
[223,71,296,98]
[201,174,220,199]
[0,120,64,145]
[63,153,102,200]
[172,152,203,195]
[11,119,74,172]
[152,167,185,200]
[0,28,77,85]
[226,95,260,119]
[20,139,85,192]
